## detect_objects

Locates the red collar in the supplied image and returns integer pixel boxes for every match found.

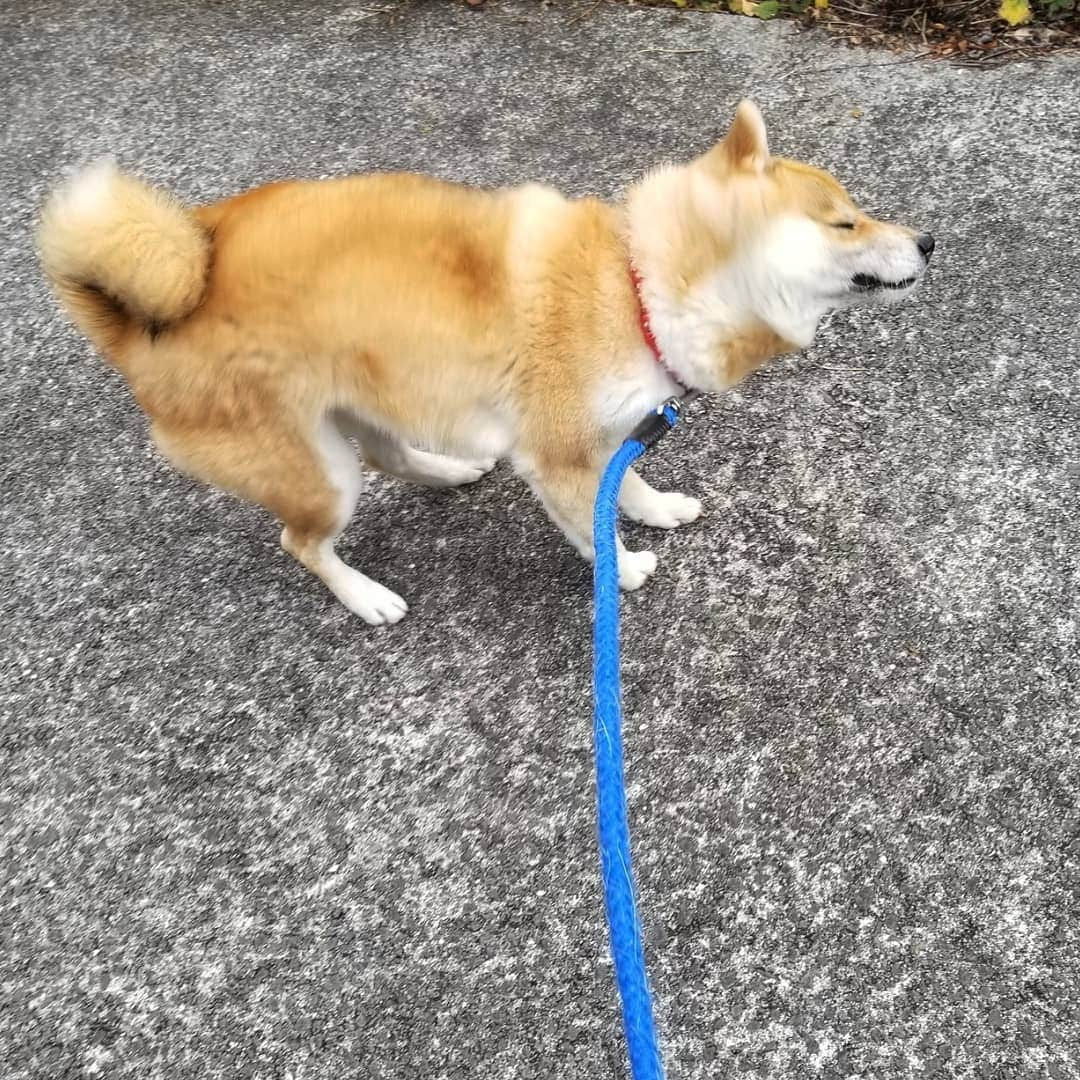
[630,266,690,396]
[629,266,662,363]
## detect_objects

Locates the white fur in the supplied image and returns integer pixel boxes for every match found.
[754,215,923,316]
[618,547,657,591]
[55,158,119,219]
[308,541,409,625]
[742,216,834,346]
[620,469,703,529]
[626,165,928,391]
[397,449,495,487]
[356,424,496,487]
[448,407,516,462]
[295,417,501,622]
[515,454,661,589]
[629,188,831,385]
[592,357,682,441]
[317,417,364,533]
[280,418,410,625]
[334,412,498,486]
[626,165,755,389]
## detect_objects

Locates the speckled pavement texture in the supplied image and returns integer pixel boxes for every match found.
[2,2,1079,1077]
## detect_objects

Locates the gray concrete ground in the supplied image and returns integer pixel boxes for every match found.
[2,2,1079,1078]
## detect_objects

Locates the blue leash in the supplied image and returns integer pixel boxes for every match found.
[593,392,696,1080]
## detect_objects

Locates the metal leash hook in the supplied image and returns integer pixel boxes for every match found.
[627,392,699,450]
[591,390,696,1080]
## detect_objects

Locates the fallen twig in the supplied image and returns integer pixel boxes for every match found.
[566,0,604,27]
[776,51,935,82]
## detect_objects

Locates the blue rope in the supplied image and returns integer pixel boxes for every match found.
[593,399,686,1080]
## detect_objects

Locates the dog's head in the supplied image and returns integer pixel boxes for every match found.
[693,100,933,345]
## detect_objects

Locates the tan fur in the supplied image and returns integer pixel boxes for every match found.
[37,161,209,351]
[36,102,930,622]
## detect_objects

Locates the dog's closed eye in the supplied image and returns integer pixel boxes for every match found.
[831,221,856,230]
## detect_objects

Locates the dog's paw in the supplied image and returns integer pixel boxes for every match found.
[425,454,496,487]
[618,549,658,591]
[450,457,497,485]
[336,573,409,625]
[629,491,703,530]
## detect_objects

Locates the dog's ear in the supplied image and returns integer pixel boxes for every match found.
[706,100,770,175]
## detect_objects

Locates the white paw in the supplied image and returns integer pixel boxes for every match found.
[447,456,497,485]
[618,549,658,591]
[630,492,703,530]
[422,454,496,487]
[335,573,409,625]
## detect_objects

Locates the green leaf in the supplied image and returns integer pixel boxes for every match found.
[754,0,780,16]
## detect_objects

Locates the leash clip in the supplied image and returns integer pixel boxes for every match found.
[629,392,697,450]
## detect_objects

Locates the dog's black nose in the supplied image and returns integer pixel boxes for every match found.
[917,233,935,261]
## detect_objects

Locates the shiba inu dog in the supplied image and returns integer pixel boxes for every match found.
[37,101,932,625]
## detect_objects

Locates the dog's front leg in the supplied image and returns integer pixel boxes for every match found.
[619,467,703,529]
[518,458,658,590]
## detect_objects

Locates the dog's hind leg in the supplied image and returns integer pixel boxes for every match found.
[342,417,496,489]
[154,416,407,624]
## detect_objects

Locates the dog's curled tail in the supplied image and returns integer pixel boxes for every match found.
[37,159,210,358]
